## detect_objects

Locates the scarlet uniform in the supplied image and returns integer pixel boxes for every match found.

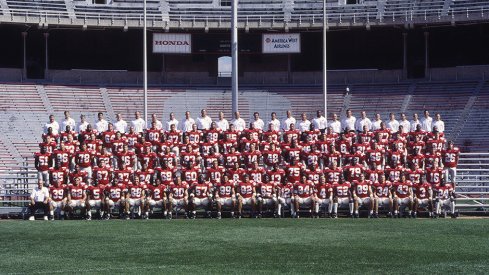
[101,131,116,149]
[315,140,332,155]
[159,152,178,169]
[94,152,113,168]
[406,169,425,185]
[39,141,57,154]
[216,181,235,198]
[169,182,189,200]
[366,169,383,184]
[324,152,342,167]
[220,140,238,154]
[248,167,266,183]
[69,171,88,185]
[156,167,176,185]
[284,146,302,162]
[49,185,66,203]
[87,184,105,201]
[426,167,443,186]
[284,130,300,143]
[68,184,86,200]
[303,151,321,168]
[92,166,112,185]
[237,181,256,199]
[263,150,281,167]
[294,181,314,200]
[315,183,333,200]
[224,130,239,143]
[408,141,426,154]
[424,152,442,169]
[242,151,262,168]
[167,130,182,144]
[116,151,136,170]
[375,129,390,143]
[304,130,321,143]
[85,139,102,154]
[414,182,432,200]
[187,131,202,144]
[278,182,294,200]
[128,183,148,199]
[75,151,92,168]
[137,152,158,169]
[35,152,52,171]
[407,154,425,169]
[385,166,405,182]
[373,181,392,198]
[426,139,445,154]
[393,181,412,199]
[336,140,350,155]
[112,139,127,154]
[63,141,79,154]
[343,164,365,182]
[387,150,405,167]
[267,168,286,183]
[227,167,247,182]
[192,182,212,199]
[125,134,138,150]
[135,169,155,185]
[442,148,460,168]
[352,142,370,155]
[180,150,199,166]
[223,152,241,168]
[324,167,342,184]
[203,153,221,168]
[435,184,454,200]
[105,183,126,203]
[285,164,303,183]
[259,182,277,199]
[263,131,281,143]
[148,184,166,201]
[305,169,322,185]
[49,167,68,185]
[333,182,352,201]
[181,167,200,184]
[146,128,163,146]
[114,169,132,184]
[208,166,226,184]
[205,129,221,144]
[366,149,384,168]
[52,149,71,169]
[353,180,372,199]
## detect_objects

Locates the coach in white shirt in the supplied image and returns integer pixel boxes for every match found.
[196,109,212,130]
[95,112,109,133]
[433,113,445,133]
[232,112,246,131]
[28,180,50,220]
[44,115,60,135]
[411,113,421,131]
[298,113,311,132]
[328,113,342,134]
[421,110,433,132]
[216,112,229,131]
[355,111,372,132]
[166,112,179,131]
[399,113,410,133]
[341,109,356,131]
[312,110,327,132]
[77,115,89,132]
[251,112,265,130]
[114,113,128,133]
[371,113,382,131]
[61,111,76,132]
[268,112,281,131]
[149,114,163,130]
[282,110,296,131]
[182,111,196,132]
[386,113,400,133]
[131,111,146,133]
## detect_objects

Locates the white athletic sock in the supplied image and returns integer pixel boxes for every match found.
[333,203,338,214]
[349,203,354,214]
[315,203,319,213]
[328,203,333,214]
[49,210,54,216]
[277,204,282,215]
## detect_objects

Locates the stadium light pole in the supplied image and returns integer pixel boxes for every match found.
[231,0,239,114]
[143,0,148,124]
[322,0,327,118]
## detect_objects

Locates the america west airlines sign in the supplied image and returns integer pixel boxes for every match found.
[262,34,301,53]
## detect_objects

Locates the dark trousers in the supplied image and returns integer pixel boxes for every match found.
[29,202,49,215]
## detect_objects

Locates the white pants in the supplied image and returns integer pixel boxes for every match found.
[356,197,372,206]
[444,167,457,184]
[192,197,211,209]
[68,199,85,209]
[88,200,102,209]
[217,197,235,208]
[106,199,121,209]
[296,197,313,207]
[258,197,277,206]
[416,198,431,208]
[50,200,64,210]
[148,199,164,209]
[396,197,411,206]
[38,171,49,184]
[377,197,391,208]
[436,199,455,214]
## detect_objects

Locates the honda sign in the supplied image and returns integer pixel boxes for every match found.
[153,33,191,53]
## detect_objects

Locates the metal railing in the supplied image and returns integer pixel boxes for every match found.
[1,4,489,28]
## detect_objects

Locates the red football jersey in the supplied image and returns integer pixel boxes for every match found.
[373,181,392,198]
[237,181,256,198]
[259,182,277,199]
[68,185,86,200]
[352,180,372,198]
[49,185,66,202]
[393,181,412,198]
[333,182,352,198]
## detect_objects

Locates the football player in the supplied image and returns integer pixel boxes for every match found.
[352,174,374,218]
[313,175,333,218]
[189,175,213,218]
[236,174,257,218]
[257,175,278,218]
[434,179,456,218]
[293,175,315,218]
[214,175,236,219]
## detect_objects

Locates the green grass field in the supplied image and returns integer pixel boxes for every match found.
[1,218,489,274]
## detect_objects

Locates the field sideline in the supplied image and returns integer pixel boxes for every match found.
[1,218,488,274]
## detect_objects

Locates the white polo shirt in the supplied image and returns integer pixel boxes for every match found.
[61,118,76,132]
[411,119,421,131]
[95,119,109,133]
[114,120,128,133]
[298,120,311,132]
[329,120,341,134]
[131,118,146,133]
[421,117,433,132]
[399,120,411,133]
[44,121,60,135]
[166,119,179,131]
[30,186,49,202]
[371,119,382,131]
[232,118,246,131]
[77,121,89,132]
[312,116,327,131]
[149,120,163,130]
[433,120,445,133]
[182,118,196,132]
[282,117,296,131]
[252,119,265,130]
[341,116,356,131]
[355,118,372,132]
[196,116,212,130]
[387,119,400,133]
[216,119,229,131]
[268,119,281,131]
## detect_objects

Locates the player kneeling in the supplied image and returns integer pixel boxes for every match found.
[434,179,456,218]
[413,178,433,218]
[167,177,189,219]
[126,177,148,219]
[257,175,279,218]
[214,175,236,219]
[332,176,353,218]
[189,175,213,219]
[104,180,127,219]
[373,174,393,218]
[86,182,106,220]
[313,175,333,218]
[352,174,374,218]
[64,177,87,219]
[49,181,66,220]
[392,174,413,218]
[236,174,257,218]
[145,179,168,218]
[293,175,314,218]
